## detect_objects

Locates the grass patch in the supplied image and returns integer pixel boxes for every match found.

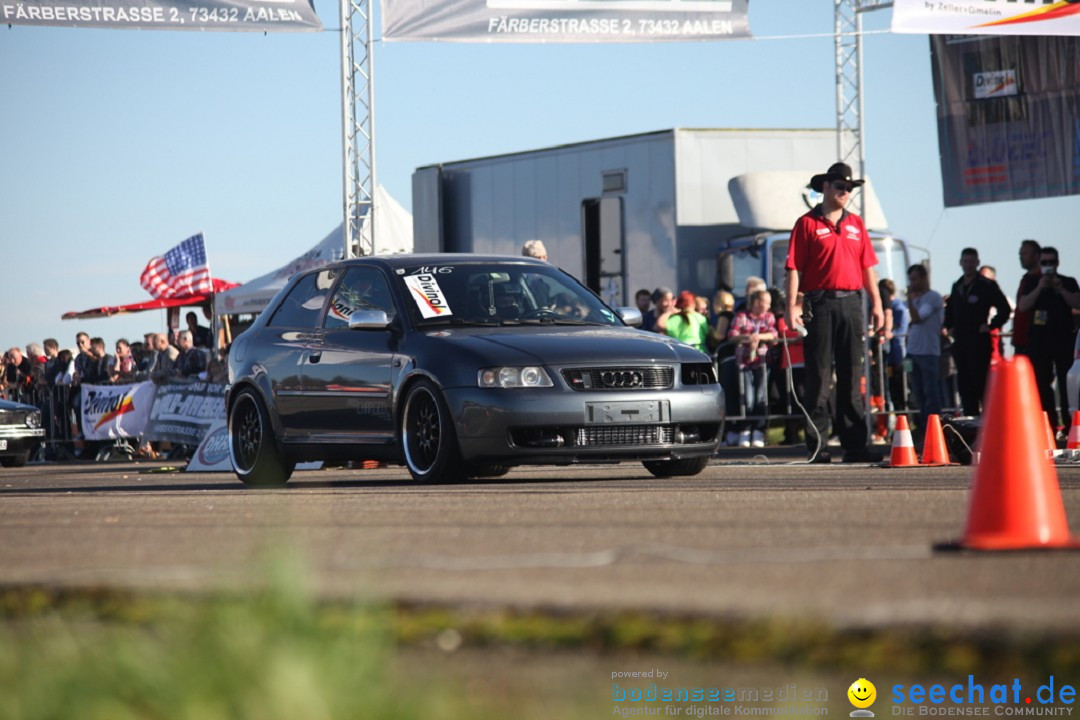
[2,576,1078,719]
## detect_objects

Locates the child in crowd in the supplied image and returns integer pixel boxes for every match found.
[728,290,777,448]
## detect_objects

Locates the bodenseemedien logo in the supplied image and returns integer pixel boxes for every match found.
[849,678,877,718]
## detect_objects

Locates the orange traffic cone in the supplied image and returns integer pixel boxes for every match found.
[887,414,919,468]
[1066,411,1080,452]
[920,414,954,466]
[1044,412,1059,457]
[938,356,1080,551]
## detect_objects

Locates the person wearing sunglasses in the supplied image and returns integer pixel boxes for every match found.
[1016,245,1080,439]
[784,162,885,464]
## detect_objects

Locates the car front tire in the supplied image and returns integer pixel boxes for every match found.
[229,388,294,487]
[642,456,710,478]
[401,379,466,483]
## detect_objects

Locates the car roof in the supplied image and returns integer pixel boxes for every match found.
[322,253,548,272]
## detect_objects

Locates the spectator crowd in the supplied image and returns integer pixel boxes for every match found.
[635,238,1080,450]
[1,311,228,459]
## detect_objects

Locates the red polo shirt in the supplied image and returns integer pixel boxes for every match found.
[785,206,878,292]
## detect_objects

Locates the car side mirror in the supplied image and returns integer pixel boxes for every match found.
[617,307,643,327]
[349,310,391,330]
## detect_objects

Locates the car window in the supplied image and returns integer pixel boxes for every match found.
[324,267,397,329]
[396,263,618,327]
[267,270,332,328]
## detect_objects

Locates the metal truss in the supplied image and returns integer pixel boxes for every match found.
[835,0,891,217]
[340,0,376,258]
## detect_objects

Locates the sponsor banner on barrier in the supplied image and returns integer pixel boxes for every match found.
[81,382,157,441]
[1,0,322,31]
[931,34,1080,207]
[146,380,226,445]
[382,0,749,42]
[186,419,232,472]
[892,0,1080,36]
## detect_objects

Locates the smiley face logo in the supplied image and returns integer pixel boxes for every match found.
[848,678,877,710]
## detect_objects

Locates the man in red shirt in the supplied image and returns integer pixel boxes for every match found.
[785,162,885,464]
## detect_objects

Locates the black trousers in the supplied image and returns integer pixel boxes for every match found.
[803,293,868,453]
[1031,346,1073,432]
[951,334,991,416]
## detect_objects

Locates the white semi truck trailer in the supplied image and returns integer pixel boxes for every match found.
[412,128,924,305]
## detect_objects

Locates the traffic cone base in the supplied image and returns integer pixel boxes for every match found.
[886,415,919,468]
[937,356,1080,552]
[1066,411,1080,451]
[920,414,956,466]
[1044,412,1060,459]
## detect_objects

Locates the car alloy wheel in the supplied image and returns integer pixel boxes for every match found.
[229,388,293,487]
[401,379,465,483]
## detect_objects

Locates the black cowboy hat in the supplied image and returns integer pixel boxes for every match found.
[809,162,866,192]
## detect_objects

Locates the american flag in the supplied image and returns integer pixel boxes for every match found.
[140,233,214,299]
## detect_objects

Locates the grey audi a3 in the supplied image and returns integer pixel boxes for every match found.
[226,254,723,486]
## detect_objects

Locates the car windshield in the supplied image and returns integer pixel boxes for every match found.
[395,262,620,328]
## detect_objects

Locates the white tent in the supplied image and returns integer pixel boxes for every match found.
[215,186,413,317]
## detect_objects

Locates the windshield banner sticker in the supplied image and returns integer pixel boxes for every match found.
[405,274,453,318]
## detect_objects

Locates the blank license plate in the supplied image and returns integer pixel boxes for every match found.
[585,400,666,424]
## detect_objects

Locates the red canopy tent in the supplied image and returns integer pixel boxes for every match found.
[62,279,240,320]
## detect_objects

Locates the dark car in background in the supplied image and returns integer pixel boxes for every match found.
[0,397,44,467]
[226,254,723,486]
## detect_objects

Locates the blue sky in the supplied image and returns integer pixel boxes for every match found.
[1,0,1076,354]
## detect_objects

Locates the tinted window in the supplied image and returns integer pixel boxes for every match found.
[267,270,332,328]
[395,263,618,327]
[324,267,396,329]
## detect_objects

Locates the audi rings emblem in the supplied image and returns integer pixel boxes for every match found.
[600,370,644,388]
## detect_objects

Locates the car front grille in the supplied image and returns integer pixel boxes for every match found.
[562,366,674,391]
[575,425,675,447]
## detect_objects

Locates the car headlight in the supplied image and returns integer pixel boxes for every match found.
[478,366,553,388]
[25,412,41,429]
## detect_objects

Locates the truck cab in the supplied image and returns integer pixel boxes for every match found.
[718,231,919,304]
[717,171,927,303]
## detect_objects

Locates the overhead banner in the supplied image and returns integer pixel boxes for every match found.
[2,0,322,31]
[382,0,750,42]
[931,34,1080,207]
[145,380,227,445]
[892,0,1080,36]
[80,382,157,441]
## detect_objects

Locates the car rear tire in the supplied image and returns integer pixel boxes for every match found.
[642,456,710,478]
[402,379,466,483]
[0,452,28,468]
[229,388,294,487]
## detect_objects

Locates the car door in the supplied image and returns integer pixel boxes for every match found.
[301,266,397,443]
[261,269,334,440]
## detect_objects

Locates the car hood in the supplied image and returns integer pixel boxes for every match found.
[418,325,707,366]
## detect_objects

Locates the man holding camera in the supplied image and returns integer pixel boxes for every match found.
[1017,245,1080,437]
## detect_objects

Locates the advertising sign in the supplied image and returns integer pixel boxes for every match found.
[893,0,1080,36]
[1,0,322,31]
[145,380,227,445]
[185,419,233,472]
[931,34,1080,207]
[382,0,750,42]
[80,382,157,441]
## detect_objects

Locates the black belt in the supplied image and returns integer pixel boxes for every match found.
[807,289,859,299]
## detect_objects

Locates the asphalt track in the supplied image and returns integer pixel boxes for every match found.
[2,453,1079,633]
